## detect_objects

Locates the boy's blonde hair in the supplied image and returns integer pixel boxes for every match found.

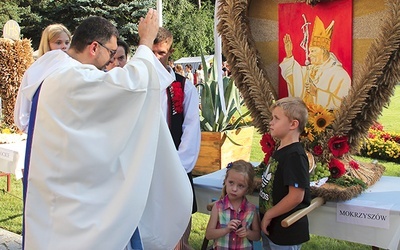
[38,24,71,58]
[270,97,308,133]
[222,160,255,196]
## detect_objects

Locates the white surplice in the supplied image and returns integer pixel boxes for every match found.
[17,47,192,249]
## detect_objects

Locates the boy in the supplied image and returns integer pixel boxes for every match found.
[259,97,311,249]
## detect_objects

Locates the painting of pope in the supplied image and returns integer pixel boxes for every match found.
[279,13,351,110]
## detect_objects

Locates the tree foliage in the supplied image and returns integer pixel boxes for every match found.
[0,0,215,58]
[0,0,31,31]
[16,0,154,50]
[163,0,215,59]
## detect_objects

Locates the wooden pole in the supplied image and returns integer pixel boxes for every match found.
[281,197,325,228]
[156,0,162,27]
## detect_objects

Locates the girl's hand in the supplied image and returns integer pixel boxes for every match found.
[227,219,241,232]
[235,221,247,238]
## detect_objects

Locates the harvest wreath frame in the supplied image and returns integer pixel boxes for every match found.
[216,0,400,201]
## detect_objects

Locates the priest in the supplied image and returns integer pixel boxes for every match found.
[15,9,192,250]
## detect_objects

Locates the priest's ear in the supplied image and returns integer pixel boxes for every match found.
[87,41,99,56]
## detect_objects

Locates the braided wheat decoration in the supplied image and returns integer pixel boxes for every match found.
[0,38,34,131]
[217,0,278,135]
[217,0,400,201]
[332,0,400,149]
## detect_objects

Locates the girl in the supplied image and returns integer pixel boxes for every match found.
[37,24,71,58]
[206,160,261,249]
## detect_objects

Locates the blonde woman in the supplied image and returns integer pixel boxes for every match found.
[37,24,71,58]
[175,64,185,76]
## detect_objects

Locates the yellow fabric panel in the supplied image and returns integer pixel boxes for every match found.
[254,41,279,65]
[249,0,277,20]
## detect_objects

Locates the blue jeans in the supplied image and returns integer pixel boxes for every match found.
[261,232,302,250]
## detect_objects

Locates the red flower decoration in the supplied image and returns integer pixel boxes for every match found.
[328,136,350,158]
[328,158,346,178]
[371,122,384,131]
[349,160,360,170]
[381,133,391,141]
[313,145,323,156]
[260,133,275,163]
[169,81,184,114]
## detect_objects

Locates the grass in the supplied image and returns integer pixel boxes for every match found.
[0,176,23,234]
[1,87,399,249]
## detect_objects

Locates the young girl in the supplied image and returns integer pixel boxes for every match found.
[37,23,71,58]
[205,160,261,249]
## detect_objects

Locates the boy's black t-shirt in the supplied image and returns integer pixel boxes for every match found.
[259,142,311,245]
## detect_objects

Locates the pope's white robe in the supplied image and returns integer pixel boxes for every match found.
[279,53,351,110]
[18,47,192,249]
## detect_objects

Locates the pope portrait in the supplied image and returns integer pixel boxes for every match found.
[279,16,351,110]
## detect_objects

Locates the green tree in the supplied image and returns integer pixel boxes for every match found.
[163,0,215,59]
[18,0,154,50]
[0,0,31,34]
[3,0,215,58]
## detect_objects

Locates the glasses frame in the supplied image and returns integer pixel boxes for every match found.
[94,40,117,60]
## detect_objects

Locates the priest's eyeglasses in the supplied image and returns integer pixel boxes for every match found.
[95,40,117,60]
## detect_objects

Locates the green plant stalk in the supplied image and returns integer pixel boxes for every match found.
[199,51,249,132]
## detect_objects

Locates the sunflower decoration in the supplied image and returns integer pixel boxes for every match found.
[309,109,334,133]
[301,102,335,155]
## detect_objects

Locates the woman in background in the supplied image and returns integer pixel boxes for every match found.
[175,64,185,77]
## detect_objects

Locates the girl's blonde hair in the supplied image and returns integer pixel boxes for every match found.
[38,24,72,58]
[222,160,255,197]
[175,64,185,76]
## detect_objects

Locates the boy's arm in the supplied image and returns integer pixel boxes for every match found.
[261,186,305,235]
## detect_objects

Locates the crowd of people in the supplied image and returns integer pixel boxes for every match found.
[14,8,311,250]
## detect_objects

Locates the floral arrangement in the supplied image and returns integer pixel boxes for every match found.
[300,102,360,181]
[0,124,26,144]
[168,81,184,115]
[254,132,276,188]
[256,101,373,193]
[360,123,400,163]
[260,133,276,164]
[254,133,275,177]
